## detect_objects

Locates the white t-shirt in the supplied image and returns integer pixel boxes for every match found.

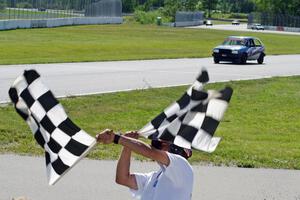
[130,152,194,200]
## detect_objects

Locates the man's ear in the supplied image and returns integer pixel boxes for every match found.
[184,149,192,159]
[161,142,170,151]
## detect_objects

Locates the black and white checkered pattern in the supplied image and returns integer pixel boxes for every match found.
[139,69,233,152]
[9,69,96,185]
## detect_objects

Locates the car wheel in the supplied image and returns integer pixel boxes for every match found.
[214,57,219,64]
[240,54,247,64]
[257,53,265,64]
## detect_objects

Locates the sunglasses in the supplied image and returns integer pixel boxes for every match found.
[151,139,164,149]
[151,140,192,159]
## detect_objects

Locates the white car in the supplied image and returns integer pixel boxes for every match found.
[232,20,240,25]
[251,24,265,30]
[206,20,213,26]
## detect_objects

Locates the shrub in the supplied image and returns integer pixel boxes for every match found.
[17,2,33,9]
[134,9,162,24]
[229,13,248,19]
[133,7,173,25]
[163,0,183,22]
[211,12,248,20]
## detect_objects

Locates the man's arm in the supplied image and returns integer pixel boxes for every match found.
[96,130,170,166]
[115,146,138,189]
[118,135,170,166]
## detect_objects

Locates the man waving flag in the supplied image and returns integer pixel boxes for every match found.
[96,68,233,200]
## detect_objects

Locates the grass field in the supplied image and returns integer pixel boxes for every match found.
[1,76,299,169]
[210,20,237,25]
[1,23,300,65]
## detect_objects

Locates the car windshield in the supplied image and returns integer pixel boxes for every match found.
[222,38,245,46]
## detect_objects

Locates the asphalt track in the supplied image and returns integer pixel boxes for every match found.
[1,55,300,104]
[188,24,300,36]
[1,154,300,200]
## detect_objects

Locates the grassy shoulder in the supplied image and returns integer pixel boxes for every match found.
[1,23,300,65]
[210,20,235,25]
[1,76,299,169]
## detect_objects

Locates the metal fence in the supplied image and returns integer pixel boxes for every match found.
[249,12,300,28]
[0,0,122,20]
[175,11,204,23]
[174,11,204,27]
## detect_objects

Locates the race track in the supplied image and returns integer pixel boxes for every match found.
[188,23,300,36]
[1,55,300,104]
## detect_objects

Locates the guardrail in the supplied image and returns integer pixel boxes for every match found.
[247,24,300,32]
[0,17,123,30]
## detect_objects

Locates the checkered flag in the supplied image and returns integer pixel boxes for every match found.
[8,69,96,185]
[139,69,233,152]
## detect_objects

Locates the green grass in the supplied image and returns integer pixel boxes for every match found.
[1,23,300,65]
[1,77,299,169]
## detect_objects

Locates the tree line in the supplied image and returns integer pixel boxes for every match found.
[1,0,299,17]
[123,0,300,16]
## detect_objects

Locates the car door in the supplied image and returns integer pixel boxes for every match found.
[247,39,261,60]
[253,39,264,59]
[246,39,256,59]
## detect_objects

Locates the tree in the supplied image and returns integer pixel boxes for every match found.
[217,0,232,13]
[122,0,138,13]
[201,0,218,17]
[195,1,204,11]
[163,0,183,21]
[252,0,300,15]
[183,0,199,11]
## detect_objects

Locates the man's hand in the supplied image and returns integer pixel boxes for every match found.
[124,131,139,139]
[96,129,115,144]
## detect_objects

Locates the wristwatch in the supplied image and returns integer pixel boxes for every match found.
[113,133,121,144]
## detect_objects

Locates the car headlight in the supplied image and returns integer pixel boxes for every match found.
[213,49,219,53]
[232,50,239,54]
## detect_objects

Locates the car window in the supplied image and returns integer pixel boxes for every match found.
[222,39,245,46]
[254,39,262,46]
[245,40,250,47]
[248,39,255,47]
